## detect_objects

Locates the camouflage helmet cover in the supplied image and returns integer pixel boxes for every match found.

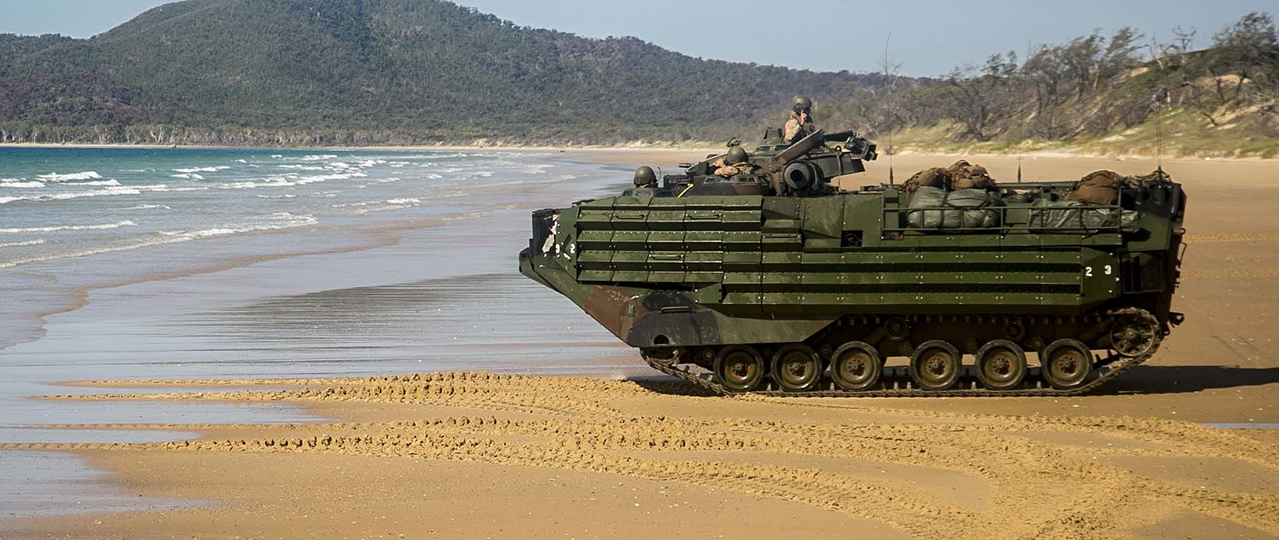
[791,95,813,112]
[633,166,657,187]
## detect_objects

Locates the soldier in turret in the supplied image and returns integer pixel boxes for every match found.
[713,146,758,177]
[624,166,664,196]
[784,95,818,143]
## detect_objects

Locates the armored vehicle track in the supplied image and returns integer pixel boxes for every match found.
[641,308,1159,397]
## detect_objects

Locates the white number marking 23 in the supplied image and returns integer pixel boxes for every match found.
[1085,265,1113,277]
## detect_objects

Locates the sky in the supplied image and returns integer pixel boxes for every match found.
[1,0,1275,76]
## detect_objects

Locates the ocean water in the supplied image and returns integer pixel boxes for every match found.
[0,147,641,521]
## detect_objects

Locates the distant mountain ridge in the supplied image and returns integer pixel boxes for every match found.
[0,0,891,146]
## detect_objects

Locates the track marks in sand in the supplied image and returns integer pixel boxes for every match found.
[1182,268,1279,280]
[1185,233,1279,244]
[15,373,1279,540]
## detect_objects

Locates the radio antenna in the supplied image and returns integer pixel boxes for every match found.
[1018,39,1032,184]
[882,31,896,186]
[1154,30,1167,175]
[1156,88,1166,172]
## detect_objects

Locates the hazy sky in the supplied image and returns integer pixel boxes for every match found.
[1,0,1275,76]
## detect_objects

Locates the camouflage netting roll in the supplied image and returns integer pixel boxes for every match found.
[906,187,1004,229]
[901,160,998,194]
[901,167,950,194]
[1066,169,1174,205]
[947,160,998,191]
[1066,170,1128,205]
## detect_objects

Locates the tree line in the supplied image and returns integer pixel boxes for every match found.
[825,12,1279,155]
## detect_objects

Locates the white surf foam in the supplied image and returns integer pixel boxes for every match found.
[126,204,171,210]
[0,215,318,269]
[0,181,45,189]
[158,213,318,241]
[172,166,230,174]
[0,220,136,234]
[0,186,144,204]
[66,179,123,187]
[36,171,101,182]
[0,239,45,249]
[170,173,205,180]
[297,172,367,184]
[220,177,294,190]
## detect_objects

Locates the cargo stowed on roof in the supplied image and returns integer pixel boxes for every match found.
[520,127,1186,396]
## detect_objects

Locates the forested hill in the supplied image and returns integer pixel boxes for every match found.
[0,0,890,146]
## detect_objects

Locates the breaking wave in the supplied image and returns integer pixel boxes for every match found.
[36,171,102,182]
[0,181,45,188]
[172,166,230,174]
[0,220,137,234]
[0,239,45,249]
[0,214,318,269]
[66,179,123,187]
[0,186,144,204]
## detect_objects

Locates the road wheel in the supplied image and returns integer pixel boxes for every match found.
[830,341,882,391]
[1042,339,1093,390]
[714,345,765,392]
[771,344,823,392]
[909,340,962,391]
[975,339,1027,390]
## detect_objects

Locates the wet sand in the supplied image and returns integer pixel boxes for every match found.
[2,150,1278,539]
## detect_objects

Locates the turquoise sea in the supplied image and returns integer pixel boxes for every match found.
[0,147,641,520]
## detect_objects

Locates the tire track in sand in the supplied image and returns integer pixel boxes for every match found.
[1185,233,1279,244]
[10,373,1279,540]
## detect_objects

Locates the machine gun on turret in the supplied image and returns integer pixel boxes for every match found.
[662,128,879,197]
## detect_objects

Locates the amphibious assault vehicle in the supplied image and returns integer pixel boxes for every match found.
[519,129,1186,396]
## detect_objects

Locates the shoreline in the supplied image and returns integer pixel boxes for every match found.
[6,141,1279,164]
[0,142,716,154]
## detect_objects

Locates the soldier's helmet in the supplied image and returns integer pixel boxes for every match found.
[633,166,657,187]
[792,95,813,113]
[727,146,749,165]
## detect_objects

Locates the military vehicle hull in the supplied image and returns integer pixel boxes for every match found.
[521,126,1183,395]
[520,178,1185,396]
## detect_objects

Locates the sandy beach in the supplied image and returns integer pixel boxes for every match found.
[1,148,1278,539]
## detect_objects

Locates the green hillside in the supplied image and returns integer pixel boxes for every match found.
[1,2,1274,155]
[0,0,887,146]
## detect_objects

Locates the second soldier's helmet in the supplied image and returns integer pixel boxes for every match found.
[727,146,749,165]
[792,95,813,113]
[633,166,657,187]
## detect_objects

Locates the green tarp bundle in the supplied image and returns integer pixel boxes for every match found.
[1029,200,1140,231]
[906,187,1003,229]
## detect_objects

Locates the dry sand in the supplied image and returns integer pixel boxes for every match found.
[4,150,1279,539]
